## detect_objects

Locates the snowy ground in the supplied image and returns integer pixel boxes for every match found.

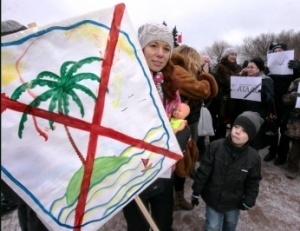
[2,147,300,231]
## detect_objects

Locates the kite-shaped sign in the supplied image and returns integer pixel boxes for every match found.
[1,3,182,230]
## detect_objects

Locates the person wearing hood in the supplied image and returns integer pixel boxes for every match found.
[191,111,264,231]
[239,57,275,150]
[263,42,300,165]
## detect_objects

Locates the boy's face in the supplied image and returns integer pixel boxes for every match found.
[230,125,249,147]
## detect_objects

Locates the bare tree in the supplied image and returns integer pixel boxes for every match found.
[239,29,300,63]
[202,30,299,68]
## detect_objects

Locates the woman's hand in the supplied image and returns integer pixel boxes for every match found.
[239,67,248,75]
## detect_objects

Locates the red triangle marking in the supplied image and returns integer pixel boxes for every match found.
[141,158,149,167]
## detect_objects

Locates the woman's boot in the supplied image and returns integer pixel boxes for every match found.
[174,190,193,211]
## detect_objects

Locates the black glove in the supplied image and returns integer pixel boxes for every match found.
[288,60,300,69]
[239,202,252,211]
[191,195,200,206]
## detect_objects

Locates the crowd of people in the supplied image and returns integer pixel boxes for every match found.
[1,19,299,231]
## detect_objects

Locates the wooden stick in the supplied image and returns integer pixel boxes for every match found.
[27,22,37,28]
[134,195,159,231]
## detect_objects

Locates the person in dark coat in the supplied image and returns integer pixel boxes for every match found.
[123,22,183,231]
[239,57,275,150]
[211,47,242,141]
[263,42,300,165]
[191,111,264,231]
[282,78,300,179]
[171,46,218,211]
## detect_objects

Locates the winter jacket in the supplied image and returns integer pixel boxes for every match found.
[192,136,262,212]
[212,59,242,123]
[171,52,218,124]
[239,72,275,119]
[283,78,300,139]
[237,72,274,150]
[172,52,218,100]
[268,72,297,120]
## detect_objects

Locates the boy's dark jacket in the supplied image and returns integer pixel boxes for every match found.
[192,136,262,212]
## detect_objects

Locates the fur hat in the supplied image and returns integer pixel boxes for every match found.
[138,23,174,51]
[269,42,287,52]
[222,47,237,58]
[233,111,264,140]
[1,20,27,36]
[250,57,265,72]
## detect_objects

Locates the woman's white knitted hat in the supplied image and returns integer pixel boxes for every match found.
[138,23,174,51]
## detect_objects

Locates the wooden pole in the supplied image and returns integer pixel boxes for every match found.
[134,195,159,231]
[27,22,37,28]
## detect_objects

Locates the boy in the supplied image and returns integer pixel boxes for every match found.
[191,111,264,231]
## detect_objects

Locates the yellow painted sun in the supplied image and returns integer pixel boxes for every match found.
[1,62,19,86]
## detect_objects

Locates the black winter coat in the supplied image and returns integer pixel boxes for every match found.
[268,73,297,121]
[192,136,262,212]
[239,73,274,119]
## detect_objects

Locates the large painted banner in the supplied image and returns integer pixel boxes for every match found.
[1,3,182,230]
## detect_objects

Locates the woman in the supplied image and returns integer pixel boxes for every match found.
[211,47,242,141]
[123,23,189,231]
[239,57,274,150]
[170,46,218,211]
[172,45,218,142]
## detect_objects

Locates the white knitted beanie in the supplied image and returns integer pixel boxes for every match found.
[138,23,174,51]
[222,47,237,58]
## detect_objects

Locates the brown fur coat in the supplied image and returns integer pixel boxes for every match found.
[171,52,218,100]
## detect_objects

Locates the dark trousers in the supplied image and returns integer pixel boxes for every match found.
[173,172,185,192]
[269,111,291,160]
[123,178,174,231]
[197,136,206,162]
[1,180,48,231]
[18,202,48,231]
[287,139,300,172]
[269,133,290,160]
[173,126,191,192]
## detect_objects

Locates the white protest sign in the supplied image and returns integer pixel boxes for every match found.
[296,82,300,108]
[267,50,294,75]
[231,76,262,102]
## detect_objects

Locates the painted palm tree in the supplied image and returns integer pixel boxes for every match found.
[11,57,103,164]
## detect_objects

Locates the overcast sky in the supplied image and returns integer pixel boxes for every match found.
[2,0,299,51]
